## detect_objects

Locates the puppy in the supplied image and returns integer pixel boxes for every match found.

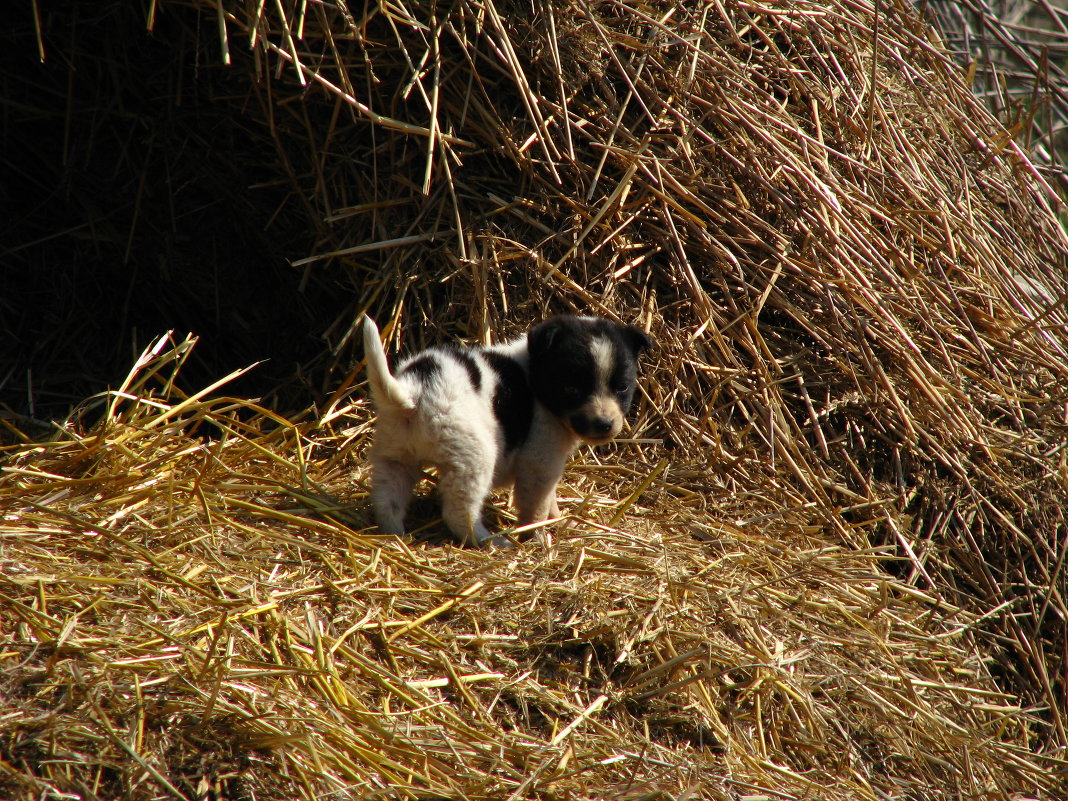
[362,314,650,546]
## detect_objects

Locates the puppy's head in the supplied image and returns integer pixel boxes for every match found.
[528,316,651,444]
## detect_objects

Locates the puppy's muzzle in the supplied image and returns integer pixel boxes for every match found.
[570,412,620,443]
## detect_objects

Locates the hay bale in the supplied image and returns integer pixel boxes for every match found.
[3,0,1067,799]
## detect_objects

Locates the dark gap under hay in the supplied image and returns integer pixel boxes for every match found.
[0,3,346,423]
[2,0,1068,799]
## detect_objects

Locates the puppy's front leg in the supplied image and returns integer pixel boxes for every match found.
[513,472,564,528]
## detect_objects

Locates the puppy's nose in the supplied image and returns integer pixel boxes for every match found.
[588,417,614,437]
[570,413,617,441]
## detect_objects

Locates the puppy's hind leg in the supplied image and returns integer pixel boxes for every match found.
[370,456,420,534]
[437,463,497,547]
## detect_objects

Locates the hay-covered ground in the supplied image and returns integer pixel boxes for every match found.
[3,0,1068,799]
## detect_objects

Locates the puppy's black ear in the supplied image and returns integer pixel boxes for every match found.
[622,325,652,355]
[528,316,565,357]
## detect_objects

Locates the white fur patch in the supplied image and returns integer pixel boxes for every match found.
[589,336,614,394]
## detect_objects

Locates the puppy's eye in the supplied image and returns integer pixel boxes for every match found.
[613,381,632,395]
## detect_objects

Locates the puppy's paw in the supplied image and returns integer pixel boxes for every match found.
[461,519,503,548]
[484,534,517,549]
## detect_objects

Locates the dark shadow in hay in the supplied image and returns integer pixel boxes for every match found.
[0,4,345,423]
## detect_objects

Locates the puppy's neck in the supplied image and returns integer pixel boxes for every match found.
[539,405,581,451]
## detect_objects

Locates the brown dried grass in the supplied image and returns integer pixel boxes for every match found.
[4,0,1068,798]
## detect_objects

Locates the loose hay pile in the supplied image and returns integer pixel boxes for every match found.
[4,0,1068,799]
[1,338,1061,798]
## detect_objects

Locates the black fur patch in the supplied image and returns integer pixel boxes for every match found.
[400,354,441,382]
[400,346,483,392]
[605,330,646,409]
[445,345,483,391]
[483,351,533,452]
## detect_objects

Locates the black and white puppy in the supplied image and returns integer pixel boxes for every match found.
[362,314,650,546]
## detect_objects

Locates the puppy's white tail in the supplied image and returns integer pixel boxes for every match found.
[363,315,416,412]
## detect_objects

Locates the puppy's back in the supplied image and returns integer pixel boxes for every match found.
[364,319,536,456]
[394,345,498,424]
